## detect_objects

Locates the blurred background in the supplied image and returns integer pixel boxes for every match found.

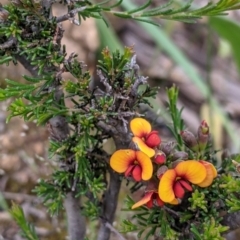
[1,0,240,239]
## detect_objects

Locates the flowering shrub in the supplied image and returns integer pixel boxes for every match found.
[110,117,217,207]
[1,0,240,236]
[110,92,240,239]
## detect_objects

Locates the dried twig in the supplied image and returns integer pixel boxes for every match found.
[97,69,112,93]
[100,218,127,240]
[0,37,16,50]
[56,7,86,23]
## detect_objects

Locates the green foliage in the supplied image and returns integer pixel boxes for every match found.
[10,203,39,240]
[189,189,208,212]
[33,178,66,215]
[1,0,240,239]
[166,86,184,150]
[191,218,229,240]
[120,92,240,239]
[102,0,240,24]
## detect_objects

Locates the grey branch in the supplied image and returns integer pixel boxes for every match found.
[97,69,112,93]
[131,76,148,96]
[97,168,122,240]
[56,7,86,23]
[15,55,39,77]
[97,121,117,135]
[101,219,127,240]
[0,37,16,50]
[64,192,86,240]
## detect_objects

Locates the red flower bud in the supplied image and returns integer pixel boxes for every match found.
[154,151,166,164]
[145,131,161,148]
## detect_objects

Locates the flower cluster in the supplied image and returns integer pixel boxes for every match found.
[110,118,217,209]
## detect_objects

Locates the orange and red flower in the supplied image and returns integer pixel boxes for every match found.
[132,190,164,209]
[130,118,161,158]
[158,160,217,204]
[110,149,153,182]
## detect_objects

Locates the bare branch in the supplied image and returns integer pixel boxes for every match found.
[97,69,112,93]
[56,7,86,23]
[97,121,117,135]
[0,37,16,50]
[131,75,148,96]
[100,218,127,240]
[15,55,39,77]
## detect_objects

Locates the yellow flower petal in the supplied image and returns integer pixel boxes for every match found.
[159,169,177,203]
[197,161,217,187]
[203,161,217,178]
[132,191,154,209]
[132,137,155,158]
[175,160,207,184]
[136,151,153,180]
[110,149,136,173]
[130,118,151,138]
[169,198,179,205]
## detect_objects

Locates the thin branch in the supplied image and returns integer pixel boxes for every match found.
[97,121,117,135]
[0,37,16,50]
[56,7,86,23]
[163,206,180,218]
[100,218,127,240]
[97,69,112,93]
[15,55,39,77]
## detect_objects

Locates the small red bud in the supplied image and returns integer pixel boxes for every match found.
[145,131,161,148]
[154,151,166,164]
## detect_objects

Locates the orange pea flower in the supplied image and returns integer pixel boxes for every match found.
[130,118,161,158]
[159,160,217,204]
[110,149,153,182]
[132,190,164,209]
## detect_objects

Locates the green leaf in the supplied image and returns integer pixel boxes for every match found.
[209,16,240,74]
[0,56,13,64]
